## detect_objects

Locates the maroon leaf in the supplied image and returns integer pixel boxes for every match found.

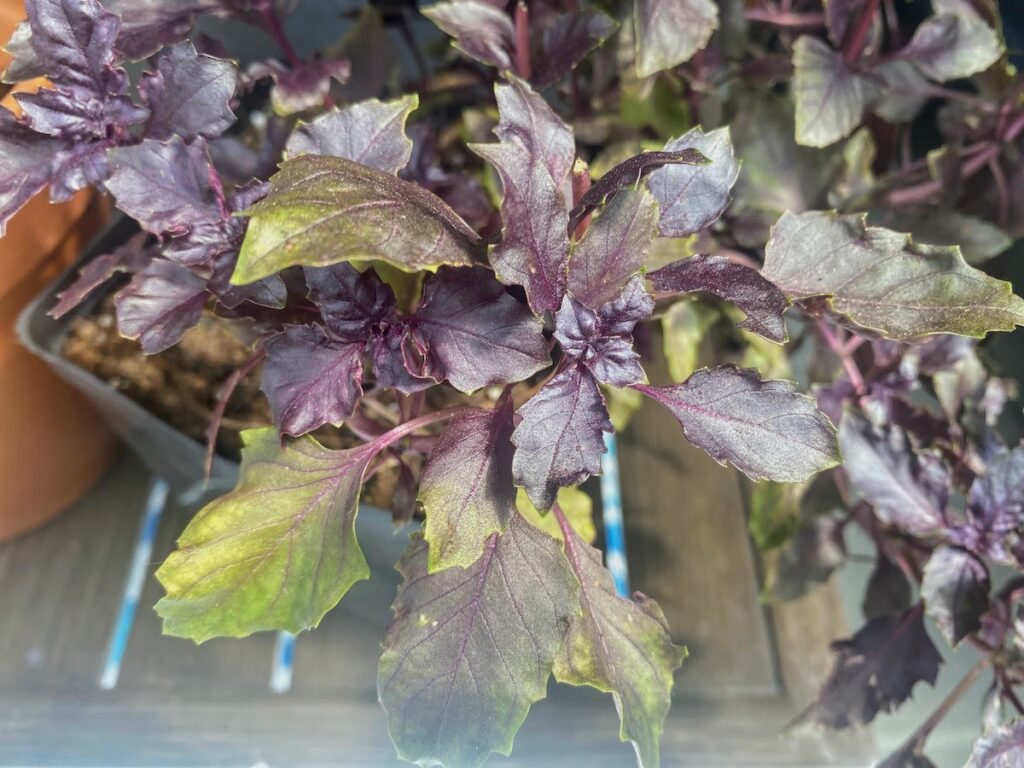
[106,137,223,237]
[567,185,660,309]
[51,232,154,318]
[140,41,237,141]
[0,106,60,235]
[470,77,575,313]
[115,259,207,354]
[647,126,739,238]
[636,366,840,483]
[921,545,990,646]
[648,255,789,343]
[512,365,611,510]
[838,413,950,537]
[967,720,1024,768]
[423,0,515,71]
[285,95,418,175]
[261,324,364,437]
[305,264,396,342]
[420,397,517,570]
[555,275,652,387]
[532,9,617,88]
[813,606,942,728]
[409,266,549,393]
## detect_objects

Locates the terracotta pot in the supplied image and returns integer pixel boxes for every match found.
[0,8,120,540]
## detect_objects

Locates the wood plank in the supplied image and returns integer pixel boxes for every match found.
[0,452,145,694]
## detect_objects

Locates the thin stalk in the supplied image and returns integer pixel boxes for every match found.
[744,8,825,29]
[817,321,867,396]
[374,406,468,450]
[514,2,531,80]
[880,658,988,762]
[843,0,881,64]
[204,347,267,480]
[259,6,301,67]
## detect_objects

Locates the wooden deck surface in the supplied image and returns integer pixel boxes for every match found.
[0,408,875,765]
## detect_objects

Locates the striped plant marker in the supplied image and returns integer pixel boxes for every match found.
[600,432,630,597]
[98,477,170,690]
[270,631,296,693]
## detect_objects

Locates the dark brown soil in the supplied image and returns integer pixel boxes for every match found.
[61,297,399,509]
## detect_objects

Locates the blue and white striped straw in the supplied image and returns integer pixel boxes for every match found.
[600,432,630,597]
[270,631,296,693]
[98,477,170,690]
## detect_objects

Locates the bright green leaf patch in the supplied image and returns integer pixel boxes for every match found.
[155,428,376,641]
[554,522,686,768]
[516,486,596,543]
[763,211,1024,339]
[233,154,484,285]
[378,515,579,768]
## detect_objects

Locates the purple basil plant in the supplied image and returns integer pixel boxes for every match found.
[5,0,1024,765]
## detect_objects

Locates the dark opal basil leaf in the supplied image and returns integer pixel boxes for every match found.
[512,366,611,510]
[862,555,913,621]
[565,185,658,310]
[823,0,868,47]
[267,57,351,116]
[961,446,1024,559]
[49,140,111,201]
[285,95,418,175]
[2,20,46,82]
[532,9,617,88]
[899,13,1002,82]
[870,210,1012,267]
[921,545,990,646]
[51,232,154,318]
[305,264,396,342]
[556,276,652,387]
[636,366,840,483]
[208,246,287,310]
[378,515,578,768]
[633,0,717,78]
[555,521,685,768]
[156,428,376,641]
[140,42,237,141]
[235,154,482,284]
[420,398,516,571]
[409,266,549,393]
[261,325,365,438]
[0,107,59,234]
[423,0,515,71]
[838,412,949,537]
[26,0,120,96]
[567,150,706,241]
[470,77,575,313]
[792,35,879,148]
[967,721,1024,768]
[813,607,941,729]
[103,0,204,60]
[114,259,207,354]
[763,211,1024,339]
[369,325,436,395]
[649,255,789,343]
[106,138,223,236]
[647,127,739,238]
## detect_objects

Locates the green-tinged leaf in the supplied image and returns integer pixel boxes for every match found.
[604,384,645,432]
[378,515,579,768]
[730,91,836,247]
[517,486,596,543]
[554,520,685,768]
[155,428,376,641]
[749,481,804,552]
[829,127,876,209]
[900,12,1003,82]
[873,61,930,123]
[792,35,879,148]
[634,0,718,78]
[763,211,1024,339]
[420,400,517,571]
[661,300,717,382]
[868,210,1012,265]
[233,154,482,284]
